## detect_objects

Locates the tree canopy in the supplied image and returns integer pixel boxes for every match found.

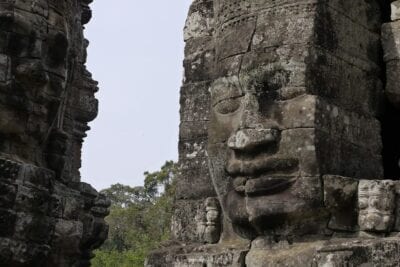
[91,161,177,267]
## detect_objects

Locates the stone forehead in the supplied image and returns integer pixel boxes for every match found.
[214,0,320,25]
[213,0,313,19]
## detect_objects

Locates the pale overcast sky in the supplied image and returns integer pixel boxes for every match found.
[81,1,192,190]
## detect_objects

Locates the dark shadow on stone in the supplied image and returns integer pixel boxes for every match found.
[381,98,400,179]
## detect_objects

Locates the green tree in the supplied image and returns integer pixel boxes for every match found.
[143,160,176,199]
[91,161,178,267]
[101,184,148,208]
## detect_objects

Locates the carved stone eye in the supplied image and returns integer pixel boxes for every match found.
[47,32,69,67]
[7,33,30,57]
[214,98,241,115]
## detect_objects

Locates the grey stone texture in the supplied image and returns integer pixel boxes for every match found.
[358,180,396,232]
[0,0,109,266]
[391,0,400,21]
[147,0,400,266]
[206,0,384,240]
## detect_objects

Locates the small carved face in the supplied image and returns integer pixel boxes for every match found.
[207,68,323,237]
[358,180,395,232]
[0,5,70,158]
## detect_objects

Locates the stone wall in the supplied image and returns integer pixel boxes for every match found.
[0,1,109,266]
[172,0,216,243]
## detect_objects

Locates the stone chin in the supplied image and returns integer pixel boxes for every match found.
[208,148,324,239]
[223,177,322,237]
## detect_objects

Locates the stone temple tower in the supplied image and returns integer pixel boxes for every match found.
[146,0,400,266]
[0,1,109,266]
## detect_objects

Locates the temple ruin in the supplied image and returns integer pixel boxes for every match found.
[3,0,400,266]
[146,0,400,266]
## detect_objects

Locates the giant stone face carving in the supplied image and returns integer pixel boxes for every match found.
[149,0,400,266]
[0,6,69,163]
[207,0,383,241]
[0,1,109,266]
[208,74,324,239]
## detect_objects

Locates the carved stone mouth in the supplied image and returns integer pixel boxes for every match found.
[233,176,296,195]
[244,176,296,195]
[226,156,299,176]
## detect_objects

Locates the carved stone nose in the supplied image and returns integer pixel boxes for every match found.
[227,128,280,151]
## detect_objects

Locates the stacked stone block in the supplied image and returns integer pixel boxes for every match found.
[0,1,109,266]
[172,0,216,243]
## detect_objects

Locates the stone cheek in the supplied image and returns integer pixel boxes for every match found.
[358,180,396,232]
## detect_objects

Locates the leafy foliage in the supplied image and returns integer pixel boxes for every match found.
[91,161,177,267]
[100,184,148,208]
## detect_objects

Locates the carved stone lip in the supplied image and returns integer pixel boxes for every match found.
[244,176,297,195]
[226,156,299,176]
[233,175,296,195]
